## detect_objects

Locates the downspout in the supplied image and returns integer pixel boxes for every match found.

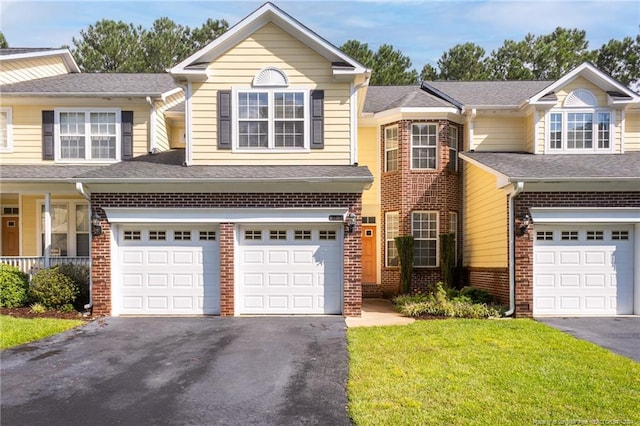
[75,182,93,313]
[505,181,525,317]
[350,80,369,165]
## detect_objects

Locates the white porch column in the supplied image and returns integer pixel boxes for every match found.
[44,192,51,268]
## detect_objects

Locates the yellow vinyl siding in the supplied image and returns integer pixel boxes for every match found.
[463,163,508,268]
[155,92,184,152]
[526,112,535,153]
[357,126,379,219]
[190,22,352,165]
[0,56,69,85]
[471,116,527,152]
[19,194,86,256]
[555,76,608,106]
[625,110,640,151]
[0,101,149,164]
[536,111,546,153]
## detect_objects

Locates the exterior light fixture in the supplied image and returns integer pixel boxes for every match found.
[91,211,103,237]
[347,212,357,234]
[519,214,531,234]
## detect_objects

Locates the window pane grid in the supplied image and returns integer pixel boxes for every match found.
[385,126,398,172]
[597,112,610,149]
[385,212,399,267]
[90,112,116,159]
[550,113,562,149]
[567,113,593,149]
[60,112,86,159]
[412,212,438,267]
[411,124,437,169]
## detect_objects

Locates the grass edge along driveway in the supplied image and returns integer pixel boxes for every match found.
[0,315,84,349]
[347,319,639,425]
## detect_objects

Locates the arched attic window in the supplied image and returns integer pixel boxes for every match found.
[252,67,289,87]
[563,89,597,107]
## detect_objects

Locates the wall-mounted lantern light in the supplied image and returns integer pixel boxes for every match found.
[519,214,531,234]
[91,211,103,237]
[347,212,357,234]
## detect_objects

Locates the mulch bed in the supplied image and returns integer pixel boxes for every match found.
[0,307,91,321]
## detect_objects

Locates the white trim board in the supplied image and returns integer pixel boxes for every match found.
[530,207,640,223]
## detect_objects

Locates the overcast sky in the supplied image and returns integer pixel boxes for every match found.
[1,0,638,70]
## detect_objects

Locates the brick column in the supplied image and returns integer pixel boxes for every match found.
[219,223,235,316]
[91,207,111,316]
[343,198,363,317]
[514,224,533,318]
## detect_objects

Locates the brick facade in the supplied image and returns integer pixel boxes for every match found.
[466,267,509,305]
[379,120,462,295]
[513,191,640,317]
[90,192,363,317]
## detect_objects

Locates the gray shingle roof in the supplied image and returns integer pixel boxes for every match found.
[424,81,554,107]
[72,149,374,183]
[363,86,455,113]
[0,48,57,56]
[0,73,178,97]
[462,151,640,180]
[0,165,100,181]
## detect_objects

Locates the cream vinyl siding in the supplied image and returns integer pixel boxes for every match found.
[536,111,546,153]
[471,116,527,152]
[463,163,508,268]
[357,126,380,219]
[0,56,69,85]
[0,101,150,164]
[525,112,535,153]
[190,22,352,165]
[155,92,184,151]
[625,110,640,151]
[555,77,608,106]
[20,194,85,256]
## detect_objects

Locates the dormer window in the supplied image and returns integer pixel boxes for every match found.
[546,90,613,153]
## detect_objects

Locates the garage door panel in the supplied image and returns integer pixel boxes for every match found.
[117,226,220,315]
[238,225,342,315]
[534,225,634,315]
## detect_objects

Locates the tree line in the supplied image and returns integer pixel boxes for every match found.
[1,19,637,86]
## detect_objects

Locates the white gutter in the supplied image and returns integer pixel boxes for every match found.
[146,96,157,153]
[505,181,525,317]
[74,182,93,312]
[466,108,476,151]
[185,82,193,166]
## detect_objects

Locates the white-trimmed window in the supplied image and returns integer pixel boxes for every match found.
[412,211,438,267]
[448,126,458,172]
[0,107,13,152]
[546,90,613,153]
[385,211,399,267]
[235,89,308,150]
[449,212,458,266]
[55,109,121,161]
[411,123,437,169]
[384,125,398,172]
[39,201,90,257]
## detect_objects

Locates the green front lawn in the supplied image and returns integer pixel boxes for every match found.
[348,319,640,425]
[0,315,84,349]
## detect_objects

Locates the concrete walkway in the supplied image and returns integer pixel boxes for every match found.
[346,298,415,328]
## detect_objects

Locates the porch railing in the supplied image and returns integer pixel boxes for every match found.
[0,257,91,281]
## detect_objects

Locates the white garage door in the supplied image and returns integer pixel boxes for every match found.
[237,225,343,314]
[533,225,634,315]
[117,226,220,315]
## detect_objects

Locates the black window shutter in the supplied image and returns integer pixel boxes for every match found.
[310,90,324,149]
[217,90,232,149]
[121,111,134,160]
[42,111,54,160]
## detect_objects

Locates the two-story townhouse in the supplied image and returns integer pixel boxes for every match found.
[0,50,185,287]
[68,2,373,317]
[359,63,640,317]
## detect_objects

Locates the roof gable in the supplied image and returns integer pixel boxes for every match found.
[171,2,369,81]
[529,62,640,106]
[0,48,80,74]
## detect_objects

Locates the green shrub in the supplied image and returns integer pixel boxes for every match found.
[58,303,77,313]
[29,303,46,314]
[395,282,503,319]
[57,264,90,311]
[0,264,30,308]
[29,267,78,309]
[460,286,496,304]
[394,235,414,294]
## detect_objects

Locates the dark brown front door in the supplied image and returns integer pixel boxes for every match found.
[2,217,19,256]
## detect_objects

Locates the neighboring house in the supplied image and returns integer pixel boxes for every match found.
[359,64,640,317]
[2,2,639,319]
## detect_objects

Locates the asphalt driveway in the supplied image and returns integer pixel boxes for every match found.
[537,317,640,363]
[1,317,350,425]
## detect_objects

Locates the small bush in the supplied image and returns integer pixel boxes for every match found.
[395,282,503,319]
[0,264,30,308]
[29,267,78,309]
[57,264,90,311]
[58,303,77,313]
[29,303,46,314]
[460,286,496,304]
